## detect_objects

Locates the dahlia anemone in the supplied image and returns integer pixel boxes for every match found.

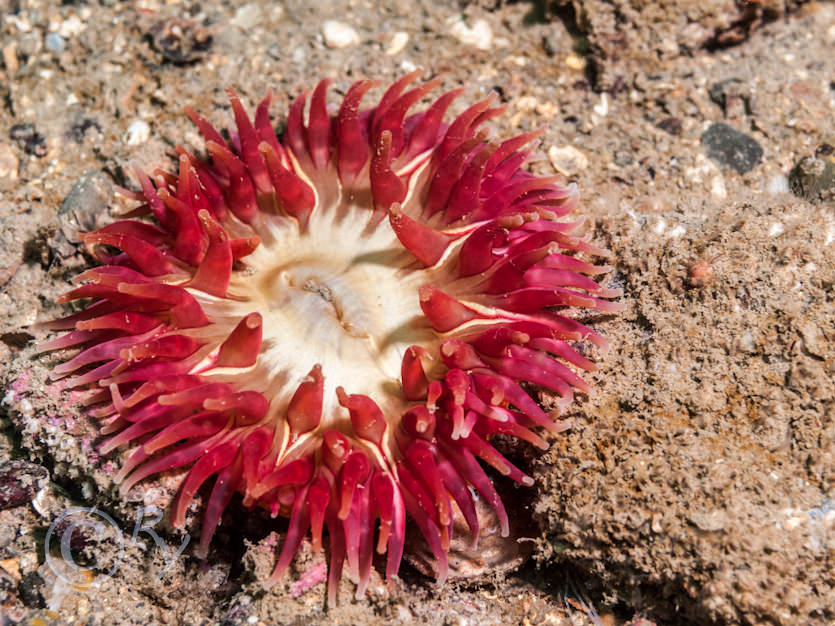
[40,71,622,604]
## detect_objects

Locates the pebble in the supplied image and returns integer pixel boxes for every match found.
[385,31,409,56]
[710,174,727,199]
[700,122,763,174]
[542,31,563,57]
[548,145,589,176]
[45,32,65,54]
[322,20,360,49]
[56,15,85,38]
[0,557,21,581]
[565,52,586,71]
[516,96,538,112]
[789,144,835,202]
[232,3,264,29]
[656,116,682,135]
[2,43,18,73]
[613,151,633,167]
[593,92,609,117]
[738,330,758,353]
[124,119,150,145]
[0,143,18,180]
[448,17,492,51]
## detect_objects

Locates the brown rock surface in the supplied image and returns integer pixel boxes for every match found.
[551,0,812,89]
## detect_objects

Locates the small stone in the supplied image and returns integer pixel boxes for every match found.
[124,119,150,146]
[45,32,65,54]
[542,32,563,57]
[2,43,18,74]
[57,15,85,38]
[0,557,21,581]
[516,96,538,112]
[548,145,589,176]
[565,52,586,71]
[656,116,682,135]
[613,151,633,167]
[232,3,263,29]
[0,143,18,180]
[385,31,409,56]
[593,92,609,117]
[738,330,757,353]
[448,17,492,51]
[700,122,763,174]
[789,145,835,202]
[322,20,360,49]
[710,174,727,199]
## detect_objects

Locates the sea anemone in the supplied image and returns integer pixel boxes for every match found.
[40,71,622,604]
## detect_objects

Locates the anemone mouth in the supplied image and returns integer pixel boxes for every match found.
[211,191,438,424]
[39,72,623,605]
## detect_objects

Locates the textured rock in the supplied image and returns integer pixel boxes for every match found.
[552,0,810,89]
[535,199,835,625]
[701,122,763,174]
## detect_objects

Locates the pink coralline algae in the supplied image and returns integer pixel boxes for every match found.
[40,72,623,604]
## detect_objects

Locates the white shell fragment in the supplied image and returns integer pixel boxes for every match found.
[548,145,589,176]
[448,17,492,51]
[124,120,150,146]
[322,20,360,49]
[385,31,409,56]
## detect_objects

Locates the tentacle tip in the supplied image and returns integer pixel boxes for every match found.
[245,312,263,329]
